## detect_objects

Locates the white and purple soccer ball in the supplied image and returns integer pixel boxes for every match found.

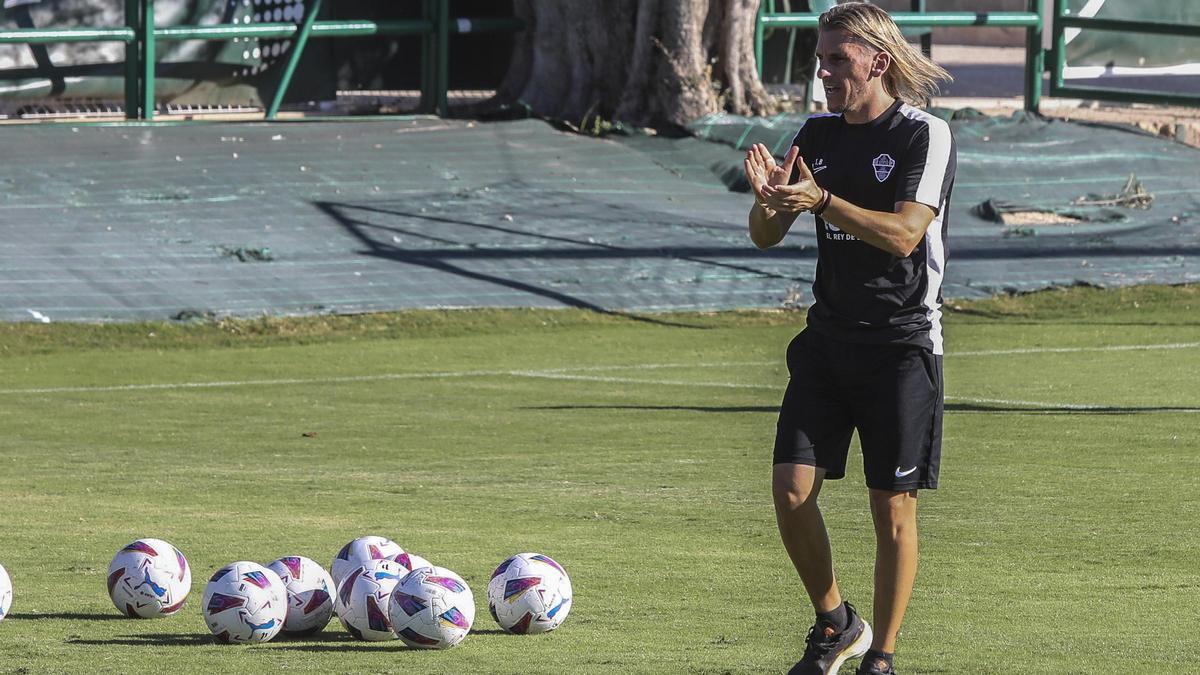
[202,561,288,644]
[391,550,434,576]
[335,559,405,641]
[267,556,336,636]
[106,538,191,618]
[330,536,405,588]
[0,562,11,623]
[487,553,572,634]
[390,566,475,649]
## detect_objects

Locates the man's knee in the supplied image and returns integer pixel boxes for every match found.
[772,463,823,512]
[869,488,918,541]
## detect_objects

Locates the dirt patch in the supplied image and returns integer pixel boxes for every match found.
[1000,211,1081,225]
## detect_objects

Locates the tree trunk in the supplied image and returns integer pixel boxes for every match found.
[495,0,775,132]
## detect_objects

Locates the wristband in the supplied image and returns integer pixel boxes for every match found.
[812,189,832,216]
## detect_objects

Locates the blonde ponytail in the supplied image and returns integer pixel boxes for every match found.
[819,2,952,106]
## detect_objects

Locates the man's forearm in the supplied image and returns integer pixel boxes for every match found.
[820,195,931,257]
[749,203,798,249]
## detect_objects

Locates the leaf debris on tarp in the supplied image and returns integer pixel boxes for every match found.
[1072,173,1153,209]
[217,246,274,262]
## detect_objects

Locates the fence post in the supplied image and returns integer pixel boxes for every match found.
[1023,0,1044,113]
[418,0,449,115]
[124,0,141,119]
[434,0,449,116]
[141,0,155,120]
[420,0,434,113]
[911,0,932,58]
[1050,0,1066,94]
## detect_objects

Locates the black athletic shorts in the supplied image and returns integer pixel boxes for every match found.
[773,328,943,491]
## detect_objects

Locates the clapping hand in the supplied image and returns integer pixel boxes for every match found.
[743,143,824,214]
[744,143,797,211]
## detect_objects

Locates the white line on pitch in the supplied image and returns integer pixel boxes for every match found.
[0,370,500,395]
[0,362,770,396]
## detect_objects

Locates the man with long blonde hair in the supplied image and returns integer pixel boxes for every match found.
[743,3,956,674]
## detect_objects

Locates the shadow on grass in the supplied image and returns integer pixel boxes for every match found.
[65,632,376,649]
[945,315,1200,327]
[67,628,520,650]
[7,612,127,621]
[67,633,213,647]
[946,403,1200,415]
[227,629,518,652]
[255,642,413,652]
[527,403,1200,416]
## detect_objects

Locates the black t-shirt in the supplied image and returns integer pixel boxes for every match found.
[791,98,956,354]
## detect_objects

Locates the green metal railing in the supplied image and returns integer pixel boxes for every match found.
[1049,0,1200,107]
[8,2,1198,121]
[756,1,1045,112]
[1,0,522,120]
[0,28,136,42]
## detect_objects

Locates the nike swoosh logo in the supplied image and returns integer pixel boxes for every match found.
[894,466,918,478]
[812,165,828,173]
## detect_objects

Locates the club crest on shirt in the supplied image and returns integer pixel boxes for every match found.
[872,153,895,182]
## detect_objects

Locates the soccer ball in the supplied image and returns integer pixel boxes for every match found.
[487,553,572,634]
[390,566,475,649]
[392,550,434,575]
[330,536,404,588]
[0,562,11,623]
[202,561,288,644]
[267,556,336,636]
[336,559,405,641]
[106,538,191,618]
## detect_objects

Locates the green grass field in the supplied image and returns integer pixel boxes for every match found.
[0,285,1197,674]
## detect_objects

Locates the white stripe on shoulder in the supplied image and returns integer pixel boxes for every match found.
[898,104,952,209]
[922,202,947,355]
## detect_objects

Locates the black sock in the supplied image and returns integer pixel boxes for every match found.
[862,649,894,671]
[815,602,848,631]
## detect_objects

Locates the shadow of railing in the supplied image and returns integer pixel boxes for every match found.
[315,187,816,328]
